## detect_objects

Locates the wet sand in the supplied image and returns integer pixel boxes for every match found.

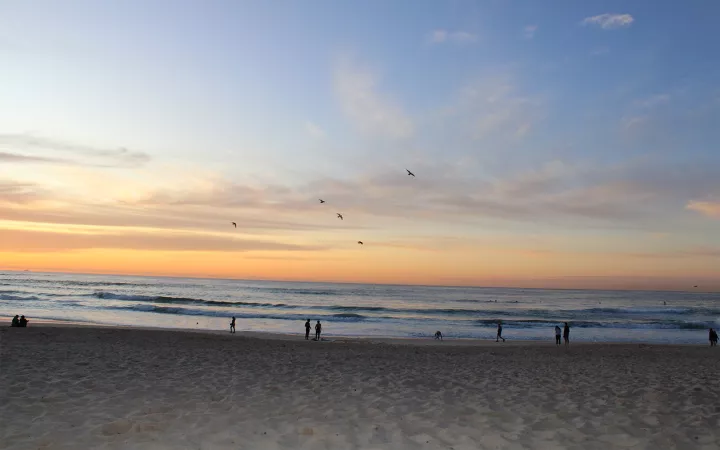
[1,325,719,449]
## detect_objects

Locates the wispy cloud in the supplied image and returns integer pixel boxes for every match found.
[0,228,327,253]
[444,75,543,140]
[523,25,538,39]
[622,115,648,130]
[4,154,720,251]
[687,200,720,218]
[622,94,671,131]
[0,181,44,205]
[592,46,610,56]
[0,152,72,165]
[304,121,326,138]
[428,30,478,44]
[633,94,670,109]
[333,58,413,139]
[0,134,150,168]
[581,13,635,29]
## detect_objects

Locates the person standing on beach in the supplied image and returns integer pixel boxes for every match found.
[496,322,505,342]
[555,325,561,345]
[563,322,570,347]
[709,328,718,347]
[315,320,322,341]
[230,317,236,334]
[305,319,311,340]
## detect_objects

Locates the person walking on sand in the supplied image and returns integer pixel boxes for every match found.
[496,322,505,342]
[709,328,718,347]
[563,322,570,347]
[305,319,311,340]
[315,320,322,341]
[230,316,236,334]
[555,325,562,346]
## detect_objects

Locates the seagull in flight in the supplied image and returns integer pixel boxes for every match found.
[337,213,343,220]
[357,241,363,245]
[231,222,237,228]
[406,169,415,177]
[319,199,325,204]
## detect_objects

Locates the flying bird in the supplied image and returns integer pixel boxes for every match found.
[319,199,325,204]
[337,213,343,220]
[231,222,237,228]
[357,241,363,245]
[406,169,415,177]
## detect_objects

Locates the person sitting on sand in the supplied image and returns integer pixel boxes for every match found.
[709,328,718,347]
[563,322,570,347]
[315,320,322,341]
[11,315,19,327]
[305,319,311,340]
[496,322,505,342]
[19,315,28,327]
[555,325,561,346]
[230,316,236,334]
[434,331,443,340]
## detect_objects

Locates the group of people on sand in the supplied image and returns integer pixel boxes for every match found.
[305,319,322,340]
[433,322,571,345]
[228,315,715,346]
[555,323,570,346]
[10,315,28,327]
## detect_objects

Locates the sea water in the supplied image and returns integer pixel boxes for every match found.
[2,271,719,344]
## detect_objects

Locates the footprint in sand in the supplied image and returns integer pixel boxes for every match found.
[100,419,133,436]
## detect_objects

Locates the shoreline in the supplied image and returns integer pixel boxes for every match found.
[20,320,706,347]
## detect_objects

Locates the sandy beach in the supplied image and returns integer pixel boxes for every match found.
[1,326,719,450]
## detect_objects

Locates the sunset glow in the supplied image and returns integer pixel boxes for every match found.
[2,1,719,290]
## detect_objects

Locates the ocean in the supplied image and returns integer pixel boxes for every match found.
[1,271,718,344]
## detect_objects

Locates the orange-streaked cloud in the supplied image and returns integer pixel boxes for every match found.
[687,200,720,218]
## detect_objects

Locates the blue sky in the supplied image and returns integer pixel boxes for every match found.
[1,0,719,288]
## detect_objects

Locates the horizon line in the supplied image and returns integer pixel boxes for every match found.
[1,268,716,294]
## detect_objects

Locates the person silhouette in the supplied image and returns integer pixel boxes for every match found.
[709,328,718,347]
[496,322,505,342]
[555,325,561,345]
[305,319,311,340]
[563,322,570,347]
[11,315,19,327]
[230,317,236,334]
[315,320,322,341]
[19,315,28,327]
[434,331,443,340]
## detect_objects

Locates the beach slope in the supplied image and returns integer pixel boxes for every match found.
[1,326,719,449]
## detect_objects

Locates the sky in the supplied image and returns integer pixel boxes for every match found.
[1,0,720,290]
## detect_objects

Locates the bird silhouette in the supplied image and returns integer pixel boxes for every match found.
[406,169,415,177]
[337,213,343,220]
[231,222,237,228]
[357,241,363,245]
[319,199,325,203]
